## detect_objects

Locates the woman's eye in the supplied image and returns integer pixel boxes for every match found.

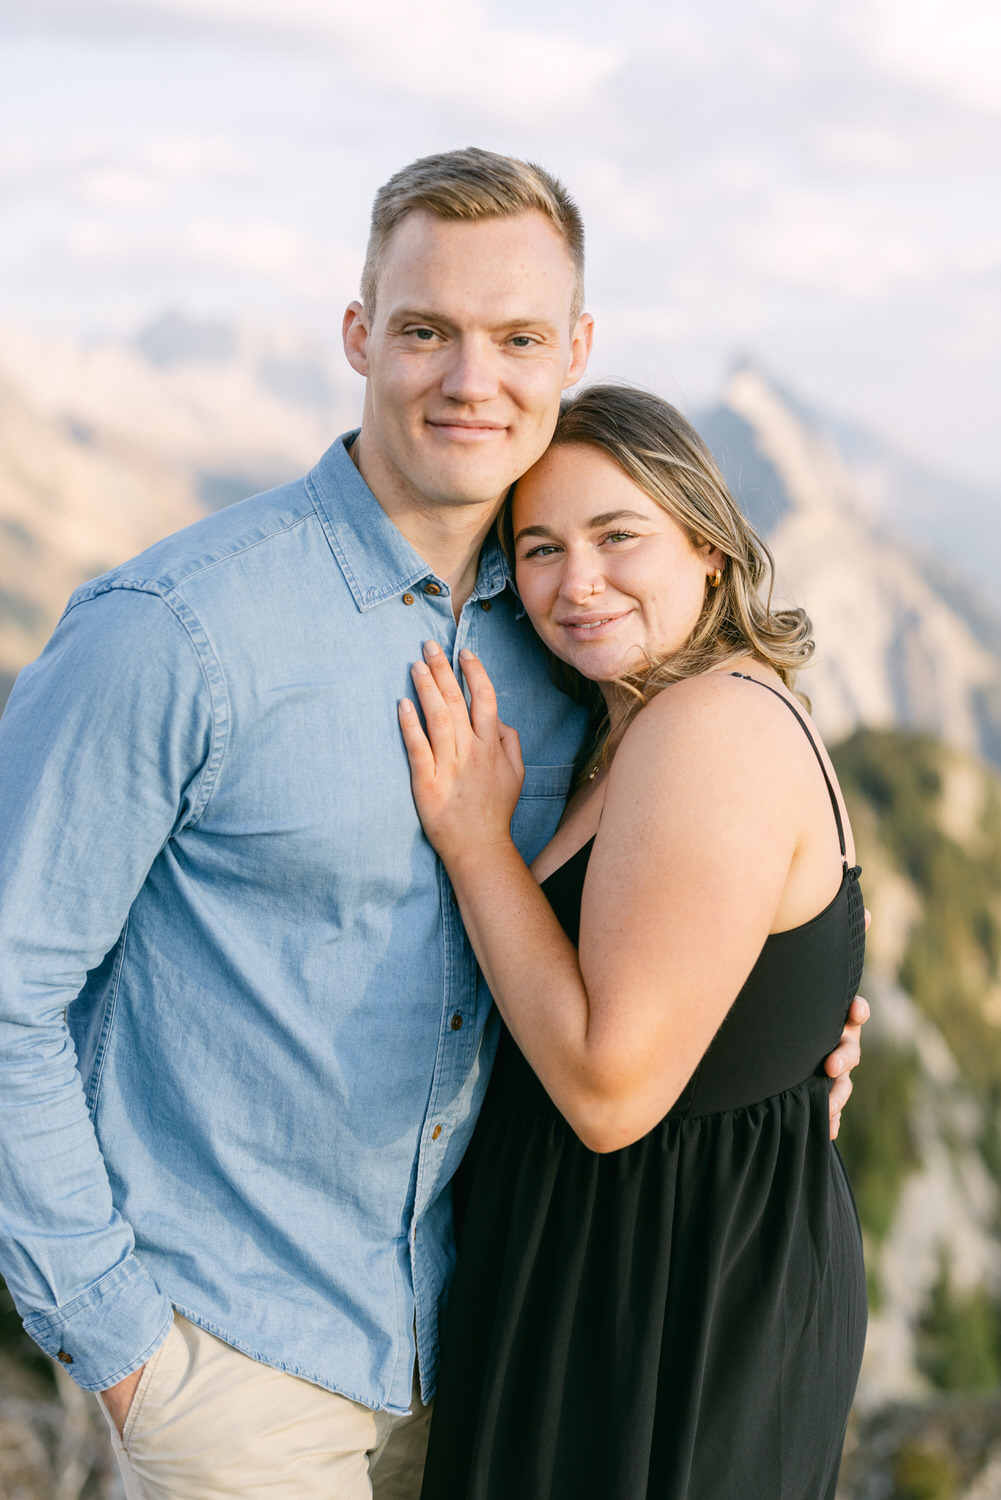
[522,543,561,558]
[603,531,637,544]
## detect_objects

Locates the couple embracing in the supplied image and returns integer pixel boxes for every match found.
[0,149,868,1499]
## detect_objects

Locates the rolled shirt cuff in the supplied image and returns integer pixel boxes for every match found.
[22,1255,174,1391]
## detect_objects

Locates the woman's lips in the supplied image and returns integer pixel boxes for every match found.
[557,613,628,642]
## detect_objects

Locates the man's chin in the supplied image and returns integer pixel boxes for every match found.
[414,455,525,509]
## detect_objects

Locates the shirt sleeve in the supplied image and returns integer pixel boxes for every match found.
[0,583,222,1389]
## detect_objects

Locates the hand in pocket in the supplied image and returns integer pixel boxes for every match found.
[100,1364,146,1439]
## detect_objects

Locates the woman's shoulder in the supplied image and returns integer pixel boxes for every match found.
[629,665,808,740]
[611,666,818,799]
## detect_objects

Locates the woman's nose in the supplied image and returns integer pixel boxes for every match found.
[560,562,605,603]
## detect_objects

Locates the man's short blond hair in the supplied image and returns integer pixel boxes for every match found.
[360,147,585,322]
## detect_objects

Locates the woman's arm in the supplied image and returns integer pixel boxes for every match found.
[400,643,838,1152]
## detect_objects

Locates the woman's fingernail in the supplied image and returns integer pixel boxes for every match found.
[459,648,474,660]
[412,661,430,676]
[399,698,414,714]
[424,640,441,657]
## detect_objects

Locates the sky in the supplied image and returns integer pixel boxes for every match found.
[0,0,999,485]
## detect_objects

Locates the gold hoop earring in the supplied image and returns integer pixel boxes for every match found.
[709,567,722,588]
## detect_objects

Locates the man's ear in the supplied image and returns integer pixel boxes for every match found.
[563,312,594,390]
[343,301,370,378]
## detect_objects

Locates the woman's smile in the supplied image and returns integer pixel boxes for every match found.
[555,610,631,643]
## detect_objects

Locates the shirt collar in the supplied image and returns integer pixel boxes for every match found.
[306,431,514,613]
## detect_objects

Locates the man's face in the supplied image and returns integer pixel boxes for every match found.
[343,210,593,509]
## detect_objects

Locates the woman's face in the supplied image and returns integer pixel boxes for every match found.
[512,442,723,684]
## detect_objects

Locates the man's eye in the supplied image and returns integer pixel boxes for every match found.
[509,335,534,348]
[409,327,438,341]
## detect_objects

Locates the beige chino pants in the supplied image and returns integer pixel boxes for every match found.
[99,1314,432,1500]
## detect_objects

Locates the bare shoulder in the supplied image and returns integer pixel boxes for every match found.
[602,671,824,829]
[617,670,806,762]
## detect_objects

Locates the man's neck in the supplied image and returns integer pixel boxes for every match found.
[350,431,505,620]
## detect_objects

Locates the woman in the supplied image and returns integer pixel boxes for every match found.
[399,385,866,1499]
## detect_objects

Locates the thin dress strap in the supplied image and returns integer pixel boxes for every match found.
[729,673,848,867]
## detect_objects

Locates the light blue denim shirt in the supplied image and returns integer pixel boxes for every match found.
[0,433,588,1409]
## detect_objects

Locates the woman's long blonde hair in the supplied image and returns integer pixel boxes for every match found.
[508,383,815,783]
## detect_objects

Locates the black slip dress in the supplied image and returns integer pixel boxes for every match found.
[420,676,867,1500]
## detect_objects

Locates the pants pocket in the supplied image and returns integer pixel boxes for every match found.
[122,1318,178,1451]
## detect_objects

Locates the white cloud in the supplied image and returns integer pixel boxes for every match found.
[741,190,933,296]
[41,0,626,123]
[815,125,915,172]
[844,0,1001,114]
[63,213,361,300]
[77,166,165,207]
[143,134,249,179]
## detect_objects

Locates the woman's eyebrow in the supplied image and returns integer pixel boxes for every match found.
[587,509,649,527]
[514,509,648,545]
[513,524,556,543]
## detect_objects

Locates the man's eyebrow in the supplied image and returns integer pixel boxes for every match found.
[389,308,562,334]
[514,510,650,544]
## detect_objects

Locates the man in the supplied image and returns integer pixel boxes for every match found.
[0,149,866,1499]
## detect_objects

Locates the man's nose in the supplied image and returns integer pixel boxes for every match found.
[439,337,500,404]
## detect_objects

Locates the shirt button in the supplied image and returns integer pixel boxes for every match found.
[432,1125,442,1140]
[402,593,415,606]
[479,600,492,612]
[56,1350,73,1365]
[451,1013,463,1031]
[425,582,442,595]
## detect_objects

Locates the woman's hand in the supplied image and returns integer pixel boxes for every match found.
[399,642,524,863]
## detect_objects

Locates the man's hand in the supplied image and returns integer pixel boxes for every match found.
[826,994,869,1140]
[100,1364,145,1440]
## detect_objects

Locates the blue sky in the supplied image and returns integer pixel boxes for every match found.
[1,0,999,483]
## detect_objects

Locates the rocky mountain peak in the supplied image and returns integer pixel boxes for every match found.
[700,368,1001,762]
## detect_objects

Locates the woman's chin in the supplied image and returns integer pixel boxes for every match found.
[555,646,635,685]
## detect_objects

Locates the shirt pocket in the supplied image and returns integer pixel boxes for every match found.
[511,764,575,865]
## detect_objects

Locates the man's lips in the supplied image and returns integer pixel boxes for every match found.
[556,612,629,641]
[426,419,508,442]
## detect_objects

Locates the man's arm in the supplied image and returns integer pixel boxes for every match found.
[0,584,219,1390]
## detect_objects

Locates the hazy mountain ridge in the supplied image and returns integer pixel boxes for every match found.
[831,730,1001,1496]
[0,314,363,708]
[699,368,1001,768]
[0,370,203,703]
[0,313,362,512]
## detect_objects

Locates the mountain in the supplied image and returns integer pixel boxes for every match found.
[0,314,364,708]
[699,368,1001,765]
[830,729,1001,1495]
[0,373,203,706]
[0,313,362,512]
